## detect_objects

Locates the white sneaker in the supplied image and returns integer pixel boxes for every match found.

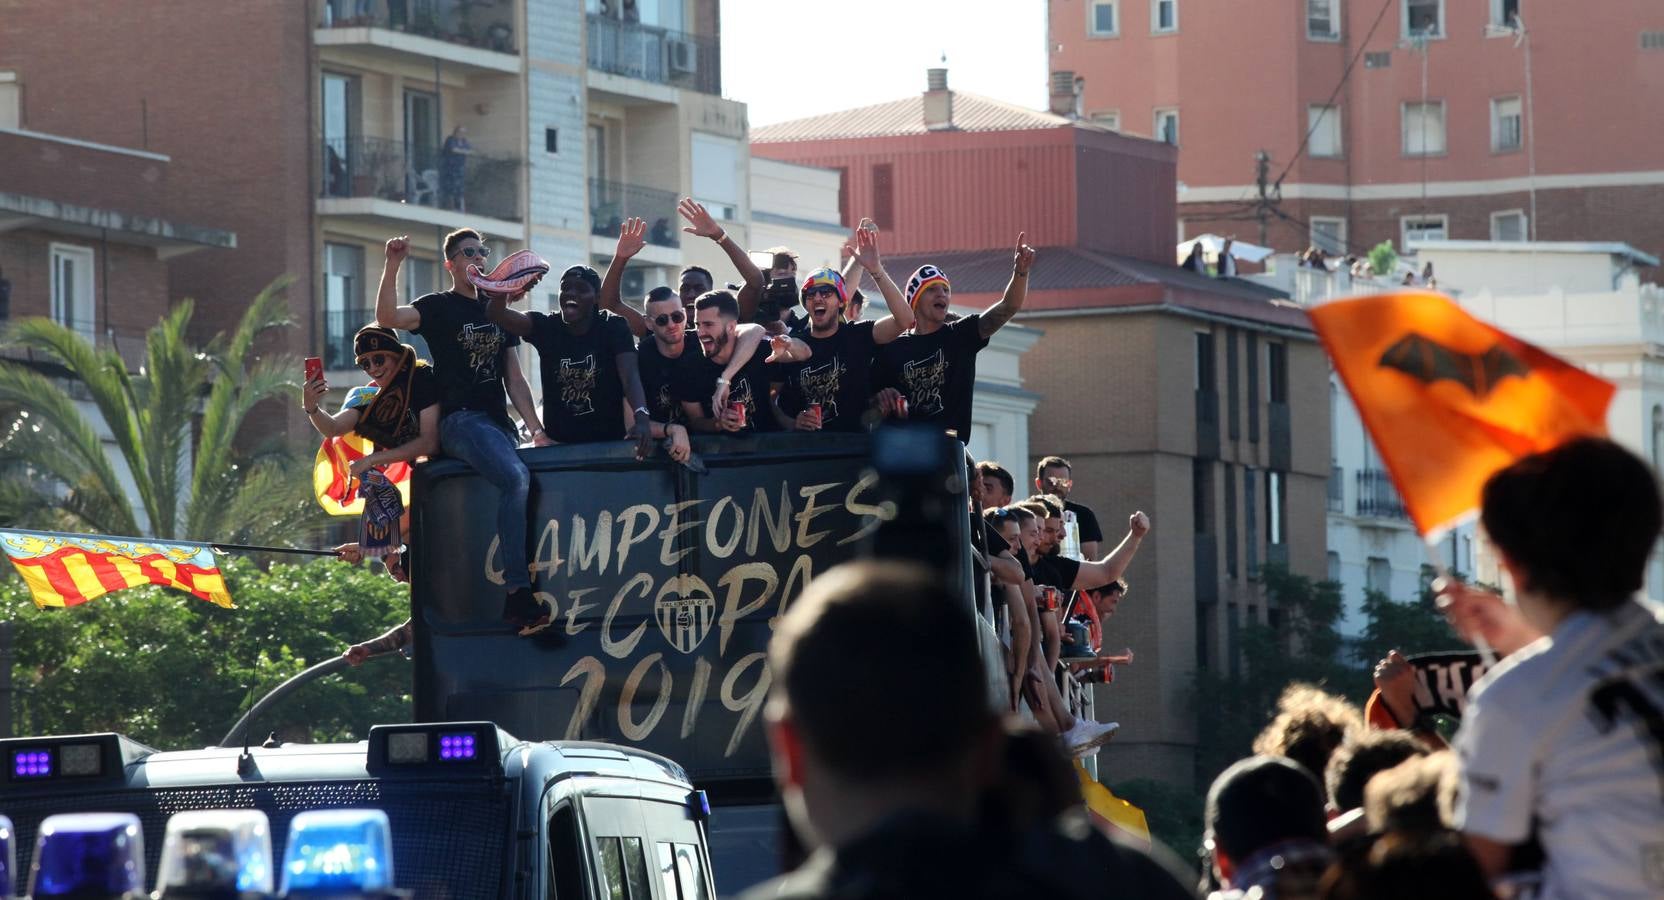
[1063,719,1120,758]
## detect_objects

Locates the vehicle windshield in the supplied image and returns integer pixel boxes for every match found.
[3,777,511,900]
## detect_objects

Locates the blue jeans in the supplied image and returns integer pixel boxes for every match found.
[440,410,531,590]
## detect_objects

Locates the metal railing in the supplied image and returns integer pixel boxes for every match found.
[321,136,522,222]
[324,308,377,371]
[589,178,681,248]
[318,0,519,54]
[1327,464,1345,512]
[1356,468,1410,520]
[586,14,720,94]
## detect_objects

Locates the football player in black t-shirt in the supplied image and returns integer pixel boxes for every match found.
[772,225,914,432]
[873,233,1036,439]
[1035,455,1105,559]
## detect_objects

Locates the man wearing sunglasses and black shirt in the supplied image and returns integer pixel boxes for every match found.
[375,228,549,635]
[770,224,912,433]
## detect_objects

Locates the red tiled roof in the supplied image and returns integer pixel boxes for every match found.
[751,92,1090,143]
[869,246,1310,331]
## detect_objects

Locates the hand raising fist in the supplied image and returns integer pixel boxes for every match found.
[385,235,410,263]
[1128,511,1151,538]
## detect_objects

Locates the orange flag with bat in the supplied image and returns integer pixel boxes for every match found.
[1310,291,1614,536]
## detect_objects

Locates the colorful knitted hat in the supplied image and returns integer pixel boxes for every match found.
[905,265,951,309]
[799,267,847,304]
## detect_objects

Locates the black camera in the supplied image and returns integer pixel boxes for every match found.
[755,275,797,324]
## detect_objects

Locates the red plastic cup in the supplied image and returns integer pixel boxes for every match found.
[729,400,746,428]
[808,403,822,423]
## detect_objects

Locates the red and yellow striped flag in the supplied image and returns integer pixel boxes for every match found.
[312,386,412,516]
[0,531,234,609]
[1076,761,1152,846]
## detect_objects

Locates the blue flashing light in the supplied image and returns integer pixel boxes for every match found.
[156,810,273,897]
[280,809,394,896]
[28,813,145,899]
[688,790,710,820]
[11,749,53,779]
[1,814,15,900]
[437,732,477,762]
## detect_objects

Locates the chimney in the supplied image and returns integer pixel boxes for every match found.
[1049,70,1080,117]
[923,67,953,130]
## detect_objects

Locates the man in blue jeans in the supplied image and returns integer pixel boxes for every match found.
[375,227,550,635]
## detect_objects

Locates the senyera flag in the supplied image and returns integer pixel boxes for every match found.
[1075,761,1151,845]
[1310,291,1615,536]
[312,386,412,517]
[0,530,234,609]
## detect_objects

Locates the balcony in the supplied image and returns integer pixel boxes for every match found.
[586,14,720,95]
[323,308,377,371]
[589,178,680,249]
[320,137,523,229]
[1356,469,1410,521]
[316,0,521,73]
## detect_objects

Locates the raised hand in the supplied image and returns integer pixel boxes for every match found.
[848,225,882,272]
[1012,232,1036,276]
[1129,510,1151,537]
[678,198,725,241]
[385,235,410,263]
[616,217,647,261]
[303,375,329,411]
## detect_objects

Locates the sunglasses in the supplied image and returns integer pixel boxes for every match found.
[449,246,492,260]
[653,310,686,327]
[803,285,840,300]
[357,352,396,371]
[1048,476,1074,489]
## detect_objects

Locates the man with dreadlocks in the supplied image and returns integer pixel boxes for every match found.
[872,233,1035,439]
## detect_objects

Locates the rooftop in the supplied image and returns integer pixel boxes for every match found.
[1408,239,1660,267]
[875,245,1307,331]
[751,91,1094,143]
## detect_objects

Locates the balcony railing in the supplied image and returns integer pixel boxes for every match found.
[1356,468,1410,520]
[589,178,680,249]
[586,14,720,94]
[321,136,522,223]
[1327,465,1345,513]
[318,0,518,54]
[324,308,377,371]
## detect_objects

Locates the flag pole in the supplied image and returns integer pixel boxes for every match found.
[0,527,339,558]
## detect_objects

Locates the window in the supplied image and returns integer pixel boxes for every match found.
[1404,0,1442,37]
[871,162,894,230]
[1266,470,1287,546]
[1491,96,1522,152]
[320,73,358,196]
[404,88,440,173]
[1307,105,1342,158]
[1490,210,1527,242]
[0,72,19,130]
[1152,0,1177,33]
[594,836,652,900]
[1401,214,1448,247]
[323,242,365,369]
[547,807,585,900]
[1310,217,1347,255]
[588,124,607,182]
[49,243,95,339]
[1193,460,1212,535]
[1490,0,1519,27]
[1089,110,1120,131]
[1225,464,1239,576]
[656,842,710,900]
[545,127,558,154]
[1195,331,1216,392]
[1244,466,1259,573]
[1645,31,1664,51]
[1154,108,1179,145]
[1307,0,1339,39]
[1246,333,1260,442]
[1367,557,1392,595]
[1226,329,1240,439]
[1402,101,1446,155]
[1267,343,1288,404]
[1088,1,1118,36]
[690,132,740,220]
[1327,551,1342,583]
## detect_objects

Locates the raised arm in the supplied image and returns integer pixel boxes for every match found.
[374,236,421,330]
[977,232,1036,341]
[680,198,765,320]
[302,377,362,439]
[1072,511,1150,590]
[600,218,650,338]
[485,289,534,338]
[847,225,914,343]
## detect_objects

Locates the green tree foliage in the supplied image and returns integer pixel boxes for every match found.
[0,281,322,545]
[5,557,410,749]
[1367,240,1399,280]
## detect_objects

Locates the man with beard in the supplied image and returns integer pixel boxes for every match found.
[1036,456,1104,560]
[874,234,1035,440]
[676,290,809,434]
[771,225,911,432]
[485,263,652,455]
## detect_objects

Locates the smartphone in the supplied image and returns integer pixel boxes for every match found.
[304,357,323,383]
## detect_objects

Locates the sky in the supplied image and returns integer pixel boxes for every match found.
[719,0,1049,127]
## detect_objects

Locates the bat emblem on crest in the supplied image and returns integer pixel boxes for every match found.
[1378,333,1529,399]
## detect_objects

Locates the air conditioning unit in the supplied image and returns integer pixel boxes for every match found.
[668,39,698,74]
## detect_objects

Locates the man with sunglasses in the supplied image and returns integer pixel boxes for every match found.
[1036,455,1103,559]
[374,228,549,635]
[770,225,911,433]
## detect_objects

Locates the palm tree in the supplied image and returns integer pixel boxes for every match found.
[0,279,324,545]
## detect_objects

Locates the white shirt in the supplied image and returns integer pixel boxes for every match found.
[1454,599,1664,899]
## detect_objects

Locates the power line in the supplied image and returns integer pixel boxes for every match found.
[1270,0,1397,193]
